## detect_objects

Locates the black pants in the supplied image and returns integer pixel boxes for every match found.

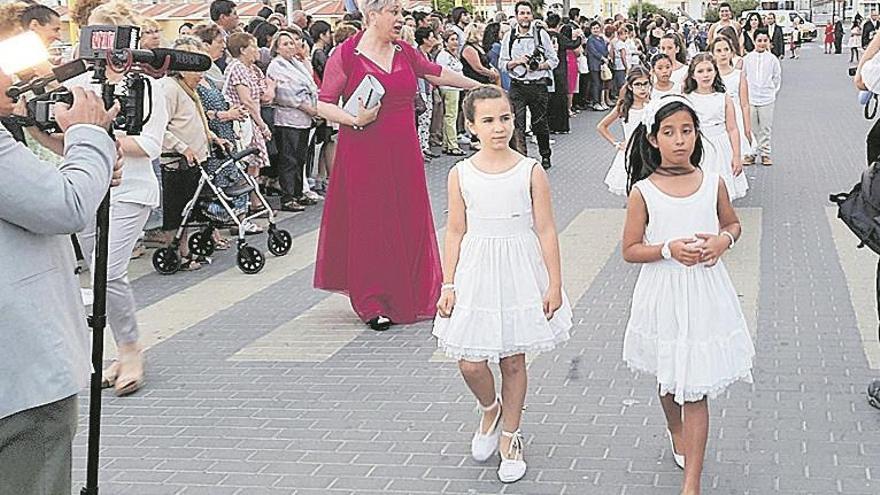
[274,126,310,203]
[835,34,843,54]
[509,80,551,159]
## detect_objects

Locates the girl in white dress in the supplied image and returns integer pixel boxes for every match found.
[683,53,748,200]
[651,54,680,99]
[711,36,754,163]
[433,85,572,484]
[661,33,688,87]
[622,95,754,495]
[598,66,652,196]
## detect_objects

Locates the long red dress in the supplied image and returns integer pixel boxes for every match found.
[314,33,443,324]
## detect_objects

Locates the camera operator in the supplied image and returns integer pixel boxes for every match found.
[499,0,558,170]
[27,0,170,396]
[0,73,118,495]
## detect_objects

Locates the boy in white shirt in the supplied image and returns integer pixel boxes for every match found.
[743,28,782,166]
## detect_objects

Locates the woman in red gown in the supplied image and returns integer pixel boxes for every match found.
[315,0,479,330]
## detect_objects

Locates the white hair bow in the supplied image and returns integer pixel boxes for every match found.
[640,95,696,130]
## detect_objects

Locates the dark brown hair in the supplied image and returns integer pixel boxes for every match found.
[462,84,512,123]
[683,53,726,94]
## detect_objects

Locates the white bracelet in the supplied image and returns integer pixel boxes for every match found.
[720,231,736,249]
[441,283,455,292]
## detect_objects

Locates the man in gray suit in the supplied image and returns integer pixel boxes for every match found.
[0,68,119,494]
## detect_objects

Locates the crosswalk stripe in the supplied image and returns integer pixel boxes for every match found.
[428,208,628,363]
[724,208,762,338]
[101,226,320,359]
[229,227,450,363]
[825,207,880,369]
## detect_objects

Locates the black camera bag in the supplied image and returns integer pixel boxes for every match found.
[830,161,880,255]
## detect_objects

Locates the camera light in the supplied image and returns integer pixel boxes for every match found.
[0,32,49,75]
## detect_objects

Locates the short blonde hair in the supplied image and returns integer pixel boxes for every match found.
[400,24,415,46]
[464,22,484,45]
[88,0,137,26]
[0,2,28,40]
[139,17,160,32]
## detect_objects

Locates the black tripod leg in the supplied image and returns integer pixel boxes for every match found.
[81,192,110,495]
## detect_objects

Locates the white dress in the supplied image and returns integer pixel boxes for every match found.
[432,158,573,362]
[623,172,755,404]
[604,106,645,196]
[651,82,680,99]
[687,92,749,201]
[720,68,754,160]
[670,64,688,88]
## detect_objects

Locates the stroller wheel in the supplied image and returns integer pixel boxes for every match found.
[267,229,292,256]
[237,246,265,274]
[153,248,181,275]
[189,231,215,257]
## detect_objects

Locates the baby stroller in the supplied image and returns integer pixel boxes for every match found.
[151,147,292,275]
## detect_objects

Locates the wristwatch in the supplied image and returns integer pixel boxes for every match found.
[661,240,672,260]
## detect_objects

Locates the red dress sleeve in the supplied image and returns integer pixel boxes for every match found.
[319,48,347,104]
[399,42,442,79]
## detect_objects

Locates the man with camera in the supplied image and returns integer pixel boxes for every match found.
[0,68,119,494]
[499,0,558,170]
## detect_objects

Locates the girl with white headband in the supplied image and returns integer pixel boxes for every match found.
[683,53,749,200]
[621,95,755,495]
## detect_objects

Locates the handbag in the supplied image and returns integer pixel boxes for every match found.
[577,54,590,74]
[414,92,428,116]
[600,63,613,82]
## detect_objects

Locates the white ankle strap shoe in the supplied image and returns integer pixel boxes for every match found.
[497,429,526,483]
[471,396,502,462]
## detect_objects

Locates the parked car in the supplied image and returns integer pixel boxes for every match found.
[741,9,818,41]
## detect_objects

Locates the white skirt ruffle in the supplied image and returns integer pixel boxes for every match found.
[702,130,749,201]
[432,232,572,363]
[623,260,755,404]
[604,151,628,196]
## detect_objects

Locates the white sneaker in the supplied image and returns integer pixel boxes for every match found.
[305,190,324,201]
[667,429,685,469]
[497,429,526,483]
[471,397,502,462]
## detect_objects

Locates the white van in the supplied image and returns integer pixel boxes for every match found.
[740,9,818,41]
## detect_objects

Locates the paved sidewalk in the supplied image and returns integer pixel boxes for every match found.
[69,44,880,494]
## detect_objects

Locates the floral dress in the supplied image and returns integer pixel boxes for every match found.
[222,58,270,169]
[197,78,248,215]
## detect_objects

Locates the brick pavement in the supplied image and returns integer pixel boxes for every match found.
[69,44,880,494]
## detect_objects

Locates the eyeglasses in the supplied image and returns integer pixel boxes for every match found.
[631,81,651,88]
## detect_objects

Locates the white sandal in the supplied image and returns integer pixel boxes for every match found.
[667,429,685,469]
[497,429,527,483]
[471,396,502,462]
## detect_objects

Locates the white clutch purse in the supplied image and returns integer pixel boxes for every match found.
[342,74,385,117]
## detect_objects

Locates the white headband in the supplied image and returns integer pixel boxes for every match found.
[640,95,695,130]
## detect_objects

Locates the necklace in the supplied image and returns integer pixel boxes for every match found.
[653,166,697,177]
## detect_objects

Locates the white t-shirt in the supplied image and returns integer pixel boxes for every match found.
[612,39,627,70]
[625,38,640,68]
[436,50,463,91]
[66,72,167,208]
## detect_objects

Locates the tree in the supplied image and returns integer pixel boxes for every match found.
[435,0,476,15]
[627,1,675,23]
[703,0,759,23]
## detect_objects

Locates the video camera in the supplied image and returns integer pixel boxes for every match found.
[4,25,210,135]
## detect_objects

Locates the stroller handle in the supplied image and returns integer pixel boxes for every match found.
[231,147,260,162]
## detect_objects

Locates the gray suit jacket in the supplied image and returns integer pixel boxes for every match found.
[0,123,115,420]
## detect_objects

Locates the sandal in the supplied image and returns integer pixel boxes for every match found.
[114,351,144,397]
[180,256,202,271]
[101,361,119,389]
[214,238,231,250]
[444,149,466,156]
